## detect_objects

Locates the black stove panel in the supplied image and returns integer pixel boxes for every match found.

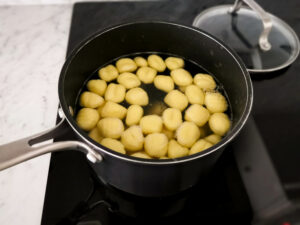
[42,0,300,224]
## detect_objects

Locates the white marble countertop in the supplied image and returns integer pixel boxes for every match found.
[0,1,153,224]
[0,4,72,225]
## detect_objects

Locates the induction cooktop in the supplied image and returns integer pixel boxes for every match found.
[41,1,300,225]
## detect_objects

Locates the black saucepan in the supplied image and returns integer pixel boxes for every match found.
[0,22,253,197]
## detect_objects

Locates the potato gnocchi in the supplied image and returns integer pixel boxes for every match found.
[76,54,231,159]
[105,83,126,103]
[125,104,144,126]
[117,72,141,89]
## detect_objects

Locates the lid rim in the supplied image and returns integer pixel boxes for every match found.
[193,5,300,74]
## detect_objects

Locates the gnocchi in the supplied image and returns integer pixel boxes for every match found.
[160,156,169,159]
[76,54,231,160]
[168,139,189,159]
[136,66,157,84]
[88,127,103,143]
[178,86,187,92]
[125,105,144,126]
[154,75,174,92]
[140,115,163,134]
[189,139,213,155]
[134,56,148,67]
[98,65,119,82]
[101,138,126,154]
[148,54,166,72]
[185,85,205,105]
[204,92,228,113]
[105,83,126,103]
[194,74,216,91]
[121,125,144,151]
[117,72,141,89]
[97,118,124,139]
[162,126,174,140]
[101,101,127,119]
[165,57,184,70]
[209,113,231,136]
[204,134,221,145]
[131,152,151,159]
[162,108,182,131]
[144,133,168,157]
[125,87,149,106]
[87,80,107,96]
[76,108,99,131]
[184,104,210,126]
[176,122,200,147]
[164,90,188,111]
[116,58,137,73]
[97,103,105,117]
[170,68,193,86]
[80,91,104,108]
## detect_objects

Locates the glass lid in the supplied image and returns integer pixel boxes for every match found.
[193,3,300,73]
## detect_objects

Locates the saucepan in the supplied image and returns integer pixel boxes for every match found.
[0,21,253,197]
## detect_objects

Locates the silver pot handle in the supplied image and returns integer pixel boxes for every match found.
[229,0,272,51]
[0,117,102,171]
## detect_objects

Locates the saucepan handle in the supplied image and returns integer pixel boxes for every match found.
[0,117,102,171]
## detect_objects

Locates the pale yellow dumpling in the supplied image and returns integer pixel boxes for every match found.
[77,54,230,161]
[88,127,103,143]
[140,115,163,134]
[184,104,210,127]
[176,122,200,148]
[98,65,119,82]
[162,108,182,131]
[148,54,166,72]
[131,152,152,159]
[104,83,126,103]
[204,92,228,113]
[80,91,104,108]
[204,134,222,145]
[97,103,105,117]
[185,85,205,105]
[164,90,188,111]
[97,118,124,139]
[101,101,127,119]
[117,72,141,89]
[125,87,149,106]
[134,56,148,67]
[136,66,157,84]
[170,68,193,86]
[194,74,216,91]
[87,80,107,96]
[116,58,137,73]
[168,139,189,159]
[101,138,126,154]
[76,108,99,131]
[162,126,174,140]
[165,57,184,70]
[189,139,213,155]
[125,105,143,126]
[121,126,144,151]
[144,133,168,157]
[154,75,174,92]
[209,113,231,136]
[179,86,187,92]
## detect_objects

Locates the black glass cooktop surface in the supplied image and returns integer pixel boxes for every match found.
[42,1,300,225]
